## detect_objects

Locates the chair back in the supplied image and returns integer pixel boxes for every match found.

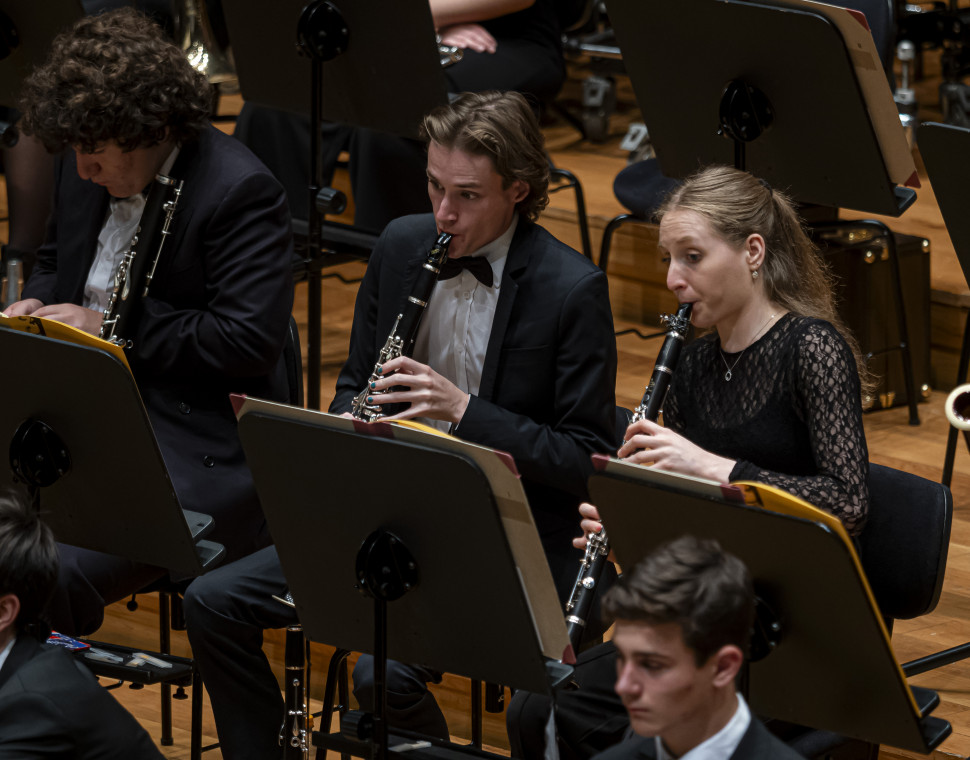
[857,463,952,621]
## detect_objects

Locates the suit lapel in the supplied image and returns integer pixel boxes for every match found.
[478,219,533,401]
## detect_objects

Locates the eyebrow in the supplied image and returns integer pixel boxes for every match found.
[425,171,483,189]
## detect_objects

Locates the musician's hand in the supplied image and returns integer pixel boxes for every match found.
[438,23,497,53]
[617,418,736,482]
[2,298,43,317]
[572,502,603,550]
[367,356,470,424]
[30,303,103,336]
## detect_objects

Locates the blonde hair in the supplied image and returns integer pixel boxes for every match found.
[420,91,549,221]
[657,165,873,396]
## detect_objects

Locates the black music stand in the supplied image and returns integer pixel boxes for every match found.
[0,325,223,574]
[588,458,950,754]
[222,0,449,409]
[236,399,572,760]
[0,0,82,108]
[920,123,970,487]
[606,0,923,423]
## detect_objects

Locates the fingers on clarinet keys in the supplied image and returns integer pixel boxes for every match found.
[946,384,970,430]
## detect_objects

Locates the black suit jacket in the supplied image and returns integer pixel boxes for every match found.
[331,214,617,596]
[0,634,164,759]
[591,719,807,760]
[23,126,294,561]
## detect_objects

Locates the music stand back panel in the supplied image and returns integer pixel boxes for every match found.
[607,0,905,215]
[222,0,448,138]
[239,411,556,695]
[917,122,970,292]
[591,471,931,753]
[0,329,206,576]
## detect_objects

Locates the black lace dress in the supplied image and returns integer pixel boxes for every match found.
[664,313,870,535]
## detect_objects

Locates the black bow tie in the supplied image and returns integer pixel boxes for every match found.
[438,255,494,287]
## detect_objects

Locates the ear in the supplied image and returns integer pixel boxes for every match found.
[508,179,530,205]
[0,594,20,636]
[745,233,766,273]
[710,644,744,688]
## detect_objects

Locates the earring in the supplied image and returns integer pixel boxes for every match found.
[751,270,759,280]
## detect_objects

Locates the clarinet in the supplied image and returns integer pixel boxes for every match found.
[351,232,452,421]
[100,173,183,349]
[564,302,692,650]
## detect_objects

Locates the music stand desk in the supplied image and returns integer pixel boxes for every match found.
[589,456,949,754]
[236,398,572,758]
[0,324,223,575]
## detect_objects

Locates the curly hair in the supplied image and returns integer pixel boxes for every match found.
[603,536,754,665]
[420,91,549,221]
[19,8,211,153]
[656,165,874,398]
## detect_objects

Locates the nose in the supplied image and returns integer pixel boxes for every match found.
[435,193,457,226]
[75,152,100,181]
[666,259,686,294]
[614,662,640,698]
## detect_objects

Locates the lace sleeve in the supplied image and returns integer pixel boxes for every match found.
[731,322,870,535]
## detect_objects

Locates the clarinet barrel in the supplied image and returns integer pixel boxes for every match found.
[564,303,692,650]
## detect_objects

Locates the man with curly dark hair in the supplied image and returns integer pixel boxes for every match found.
[3,8,294,637]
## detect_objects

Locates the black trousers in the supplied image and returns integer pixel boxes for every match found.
[506,641,629,759]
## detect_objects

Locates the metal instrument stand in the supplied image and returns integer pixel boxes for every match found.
[607,0,923,424]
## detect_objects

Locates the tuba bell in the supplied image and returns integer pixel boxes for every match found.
[175,0,237,88]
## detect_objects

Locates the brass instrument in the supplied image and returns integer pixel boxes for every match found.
[100,173,182,349]
[946,384,970,430]
[352,233,452,421]
[564,303,693,650]
[175,0,237,87]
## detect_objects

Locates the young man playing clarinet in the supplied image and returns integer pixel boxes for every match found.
[183,90,618,759]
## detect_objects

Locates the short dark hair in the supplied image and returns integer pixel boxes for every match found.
[19,8,212,153]
[0,491,59,630]
[603,535,754,665]
[420,91,549,221]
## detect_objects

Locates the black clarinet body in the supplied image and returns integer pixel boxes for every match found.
[351,232,452,421]
[281,624,310,759]
[564,303,692,650]
[100,173,182,349]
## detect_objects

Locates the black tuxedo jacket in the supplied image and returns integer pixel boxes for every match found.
[592,719,807,760]
[0,634,164,758]
[331,213,617,595]
[23,126,294,561]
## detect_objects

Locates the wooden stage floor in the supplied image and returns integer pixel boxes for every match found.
[15,55,970,760]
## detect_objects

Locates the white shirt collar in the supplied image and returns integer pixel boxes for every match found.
[655,693,751,760]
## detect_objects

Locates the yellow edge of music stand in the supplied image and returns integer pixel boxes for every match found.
[734,479,919,714]
[0,313,131,372]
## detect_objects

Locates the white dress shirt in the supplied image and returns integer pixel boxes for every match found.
[82,146,180,313]
[0,635,15,672]
[655,694,751,760]
[412,216,517,431]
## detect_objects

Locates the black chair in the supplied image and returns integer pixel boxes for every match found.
[784,462,952,759]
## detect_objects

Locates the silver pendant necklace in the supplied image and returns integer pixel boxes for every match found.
[719,313,777,381]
